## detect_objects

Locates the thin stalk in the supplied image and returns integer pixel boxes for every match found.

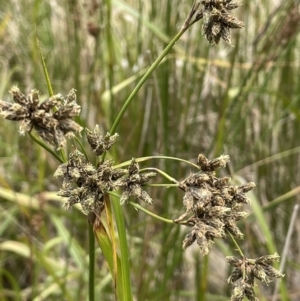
[28,132,64,163]
[36,36,54,97]
[88,224,95,301]
[108,192,174,224]
[105,0,115,126]
[140,167,178,183]
[109,28,188,135]
[100,27,190,164]
[113,155,199,169]
[104,194,118,299]
[227,231,244,257]
[110,195,133,301]
[36,35,67,163]
[271,204,299,301]
[146,183,178,187]
[129,201,174,224]
[74,136,89,161]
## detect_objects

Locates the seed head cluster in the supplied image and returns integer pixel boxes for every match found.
[85,126,119,156]
[54,145,156,214]
[227,253,284,301]
[117,159,156,205]
[0,87,82,148]
[176,154,255,255]
[201,0,244,45]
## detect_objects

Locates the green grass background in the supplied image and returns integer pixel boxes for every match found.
[0,0,299,300]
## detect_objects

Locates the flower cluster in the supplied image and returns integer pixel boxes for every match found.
[201,0,244,45]
[0,87,82,148]
[85,126,119,156]
[116,159,156,205]
[227,253,284,301]
[54,147,156,214]
[176,154,255,255]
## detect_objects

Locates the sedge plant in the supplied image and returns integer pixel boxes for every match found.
[0,1,285,301]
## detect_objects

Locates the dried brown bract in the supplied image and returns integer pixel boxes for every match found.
[176,154,255,255]
[0,87,82,149]
[201,0,244,45]
[227,253,284,301]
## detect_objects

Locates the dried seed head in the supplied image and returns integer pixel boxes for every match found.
[201,0,244,45]
[55,148,130,214]
[0,87,83,149]
[178,153,255,254]
[118,159,156,205]
[227,254,284,300]
[226,256,242,267]
[252,264,271,284]
[255,252,280,265]
[197,154,230,171]
[231,279,246,301]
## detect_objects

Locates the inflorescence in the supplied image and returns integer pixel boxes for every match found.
[0,87,82,148]
[0,2,285,299]
[201,0,244,45]
[54,129,156,215]
[227,253,284,301]
[175,154,255,255]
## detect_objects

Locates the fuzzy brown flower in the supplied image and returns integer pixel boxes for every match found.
[85,126,119,156]
[54,148,126,214]
[176,154,254,255]
[227,253,284,301]
[182,217,225,255]
[0,87,82,148]
[201,0,244,45]
[116,159,156,205]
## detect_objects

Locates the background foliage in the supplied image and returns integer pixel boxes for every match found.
[0,0,299,300]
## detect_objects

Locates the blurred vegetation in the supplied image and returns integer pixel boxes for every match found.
[0,0,300,300]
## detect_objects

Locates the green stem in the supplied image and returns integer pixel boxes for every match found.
[36,36,54,97]
[108,192,175,224]
[100,27,189,163]
[109,28,188,135]
[146,183,178,187]
[113,155,199,169]
[74,136,89,161]
[110,195,133,301]
[129,201,174,224]
[88,224,95,301]
[227,231,244,257]
[140,167,178,183]
[28,132,64,163]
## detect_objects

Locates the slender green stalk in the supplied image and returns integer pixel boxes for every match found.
[146,183,178,187]
[199,255,208,301]
[110,195,133,301]
[99,27,190,164]
[74,136,89,161]
[108,192,175,224]
[36,35,67,163]
[129,201,174,224]
[36,36,54,97]
[113,155,199,169]
[88,224,95,301]
[140,167,178,183]
[28,132,64,163]
[227,231,244,257]
[105,0,115,126]
[109,28,188,135]
[104,195,118,299]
